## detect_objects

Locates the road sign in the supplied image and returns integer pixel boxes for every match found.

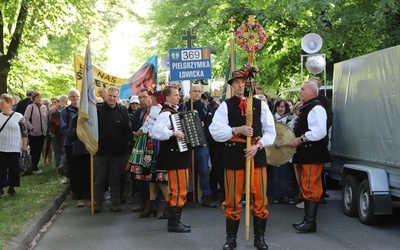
[169,47,212,81]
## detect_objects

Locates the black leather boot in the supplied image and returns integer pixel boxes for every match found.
[223,219,240,250]
[94,200,103,213]
[253,217,268,250]
[110,199,122,212]
[139,200,158,218]
[160,202,190,228]
[167,207,191,233]
[294,200,317,232]
[292,216,306,228]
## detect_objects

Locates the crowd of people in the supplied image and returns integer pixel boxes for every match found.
[0,71,332,249]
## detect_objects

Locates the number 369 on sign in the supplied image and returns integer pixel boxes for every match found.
[181,49,202,61]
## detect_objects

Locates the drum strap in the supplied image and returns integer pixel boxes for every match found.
[276,100,319,121]
[229,136,260,145]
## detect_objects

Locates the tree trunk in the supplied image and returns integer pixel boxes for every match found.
[0,56,10,94]
[0,0,29,94]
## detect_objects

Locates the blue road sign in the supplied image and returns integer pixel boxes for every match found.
[169,47,212,81]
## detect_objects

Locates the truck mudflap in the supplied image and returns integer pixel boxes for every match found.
[342,164,392,215]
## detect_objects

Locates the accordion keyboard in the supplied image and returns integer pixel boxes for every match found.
[170,111,207,152]
[170,114,189,152]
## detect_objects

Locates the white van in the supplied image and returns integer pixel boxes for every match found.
[277,85,332,102]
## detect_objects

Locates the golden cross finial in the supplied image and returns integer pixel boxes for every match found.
[229,17,235,28]
[248,15,255,23]
[243,15,259,46]
[229,17,235,32]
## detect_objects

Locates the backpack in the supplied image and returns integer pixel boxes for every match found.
[49,107,63,135]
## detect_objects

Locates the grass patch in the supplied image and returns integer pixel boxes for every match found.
[0,160,65,249]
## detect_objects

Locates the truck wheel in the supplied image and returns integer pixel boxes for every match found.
[342,175,359,216]
[358,179,378,225]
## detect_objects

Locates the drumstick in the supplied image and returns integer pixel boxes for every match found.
[274,143,292,149]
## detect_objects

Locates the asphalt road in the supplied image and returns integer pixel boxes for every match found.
[29,190,400,250]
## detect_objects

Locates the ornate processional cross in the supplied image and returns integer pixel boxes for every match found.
[242,15,259,49]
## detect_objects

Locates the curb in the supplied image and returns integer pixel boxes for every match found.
[5,186,71,250]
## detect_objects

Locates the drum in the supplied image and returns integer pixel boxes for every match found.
[266,122,296,166]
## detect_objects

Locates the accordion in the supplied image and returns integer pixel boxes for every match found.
[170,110,207,152]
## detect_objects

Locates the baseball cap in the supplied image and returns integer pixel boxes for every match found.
[129,95,139,104]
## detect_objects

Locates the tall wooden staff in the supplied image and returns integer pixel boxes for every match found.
[235,15,267,240]
[229,17,236,98]
[181,30,197,202]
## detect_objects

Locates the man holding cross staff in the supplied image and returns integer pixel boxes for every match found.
[210,65,275,249]
[210,16,274,250]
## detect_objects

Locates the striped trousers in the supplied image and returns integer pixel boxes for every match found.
[296,163,323,202]
[167,169,189,208]
[222,167,269,221]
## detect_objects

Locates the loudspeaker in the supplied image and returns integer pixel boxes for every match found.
[305,55,326,74]
[161,56,170,70]
[301,33,322,54]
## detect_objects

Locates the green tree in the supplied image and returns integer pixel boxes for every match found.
[0,0,29,95]
[0,0,139,97]
[147,0,400,93]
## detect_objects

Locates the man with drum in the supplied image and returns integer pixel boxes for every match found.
[309,76,333,204]
[289,80,331,232]
[210,67,275,250]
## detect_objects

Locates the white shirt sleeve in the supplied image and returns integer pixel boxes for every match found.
[142,105,162,134]
[209,102,232,142]
[259,101,276,147]
[209,100,276,147]
[151,111,174,141]
[305,105,327,141]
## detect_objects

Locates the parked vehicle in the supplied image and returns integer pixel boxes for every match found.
[330,45,400,225]
[277,85,332,102]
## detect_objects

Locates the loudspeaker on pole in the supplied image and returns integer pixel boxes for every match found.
[161,56,170,71]
[301,33,323,54]
[305,55,326,74]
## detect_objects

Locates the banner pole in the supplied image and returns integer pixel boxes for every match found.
[90,154,95,215]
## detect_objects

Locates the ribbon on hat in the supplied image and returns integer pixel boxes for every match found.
[242,65,259,97]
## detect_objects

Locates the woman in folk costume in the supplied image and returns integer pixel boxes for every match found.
[126,86,170,218]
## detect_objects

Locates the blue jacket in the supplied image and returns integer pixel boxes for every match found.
[67,114,89,156]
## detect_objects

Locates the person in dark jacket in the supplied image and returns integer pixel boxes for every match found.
[67,114,90,207]
[60,90,79,188]
[15,89,33,115]
[201,92,225,202]
[178,84,216,208]
[94,86,132,213]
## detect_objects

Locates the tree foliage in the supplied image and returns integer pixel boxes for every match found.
[0,0,138,98]
[147,0,400,93]
[0,0,399,98]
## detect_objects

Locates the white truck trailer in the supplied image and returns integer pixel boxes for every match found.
[330,45,400,225]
